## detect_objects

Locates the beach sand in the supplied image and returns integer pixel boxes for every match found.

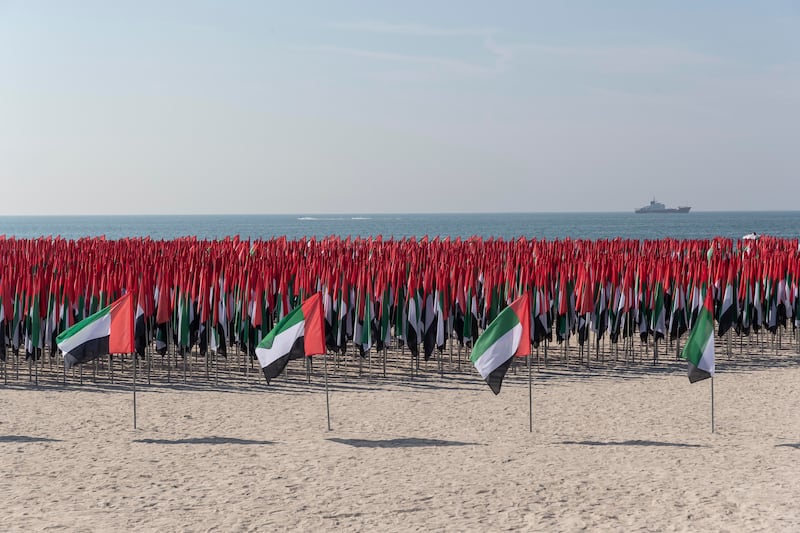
[1,351,799,532]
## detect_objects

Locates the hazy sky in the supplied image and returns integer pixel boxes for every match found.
[2,1,798,215]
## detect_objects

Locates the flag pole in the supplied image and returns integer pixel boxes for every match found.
[133,351,137,430]
[710,376,715,434]
[166,322,171,383]
[528,353,533,433]
[323,351,332,431]
[147,318,152,385]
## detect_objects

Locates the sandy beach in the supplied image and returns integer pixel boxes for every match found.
[1,350,799,532]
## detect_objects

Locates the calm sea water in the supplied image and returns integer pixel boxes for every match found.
[0,212,798,241]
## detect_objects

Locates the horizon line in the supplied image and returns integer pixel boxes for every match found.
[2,209,799,217]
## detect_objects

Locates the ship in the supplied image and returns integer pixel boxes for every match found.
[634,198,691,214]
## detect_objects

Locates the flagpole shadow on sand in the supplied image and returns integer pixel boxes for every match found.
[133,436,273,445]
[0,435,62,443]
[326,437,481,448]
[559,439,704,448]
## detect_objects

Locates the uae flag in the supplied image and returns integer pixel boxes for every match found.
[470,293,530,395]
[680,290,715,383]
[134,289,147,357]
[717,277,736,337]
[255,293,325,384]
[405,290,422,358]
[56,292,135,370]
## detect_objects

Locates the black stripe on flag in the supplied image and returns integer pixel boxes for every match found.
[65,336,110,370]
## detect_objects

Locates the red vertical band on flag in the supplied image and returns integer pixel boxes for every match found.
[510,293,531,357]
[109,292,135,353]
[301,292,325,356]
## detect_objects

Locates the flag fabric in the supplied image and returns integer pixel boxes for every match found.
[651,281,665,340]
[422,291,437,360]
[0,293,5,359]
[680,290,715,383]
[718,277,736,337]
[255,292,325,384]
[406,290,422,358]
[56,292,135,370]
[470,293,530,395]
[134,289,147,357]
[25,288,42,360]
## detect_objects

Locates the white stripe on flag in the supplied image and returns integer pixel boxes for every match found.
[473,324,521,379]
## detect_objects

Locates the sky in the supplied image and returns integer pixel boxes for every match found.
[1,1,798,215]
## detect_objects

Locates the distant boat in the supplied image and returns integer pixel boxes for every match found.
[634,198,691,214]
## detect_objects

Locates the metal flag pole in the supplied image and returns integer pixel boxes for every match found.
[324,351,332,431]
[166,322,171,383]
[653,337,658,366]
[710,376,715,434]
[133,351,138,430]
[205,320,210,380]
[147,325,152,385]
[528,353,533,433]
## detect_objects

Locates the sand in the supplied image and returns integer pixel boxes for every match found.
[1,351,799,532]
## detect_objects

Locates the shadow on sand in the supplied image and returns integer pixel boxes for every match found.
[559,439,703,448]
[775,443,800,449]
[133,436,273,445]
[327,437,480,448]
[0,435,61,443]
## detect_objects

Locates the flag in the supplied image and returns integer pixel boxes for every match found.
[680,290,715,383]
[354,291,374,357]
[255,293,325,384]
[651,281,665,340]
[470,293,530,395]
[56,292,135,370]
[669,284,688,340]
[422,291,437,360]
[406,289,422,358]
[135,288,147,357]
[0,293,5,359]
[25,287,42,360]
[718,276,736,337]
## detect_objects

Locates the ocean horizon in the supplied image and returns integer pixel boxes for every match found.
[1,211,799,241]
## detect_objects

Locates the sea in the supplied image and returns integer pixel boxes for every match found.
[0,212,798,242]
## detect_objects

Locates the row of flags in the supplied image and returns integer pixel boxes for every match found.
[474,289,718,394]
[2,235,798,381]
[54,291,327,385]
[53,288,716,396]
